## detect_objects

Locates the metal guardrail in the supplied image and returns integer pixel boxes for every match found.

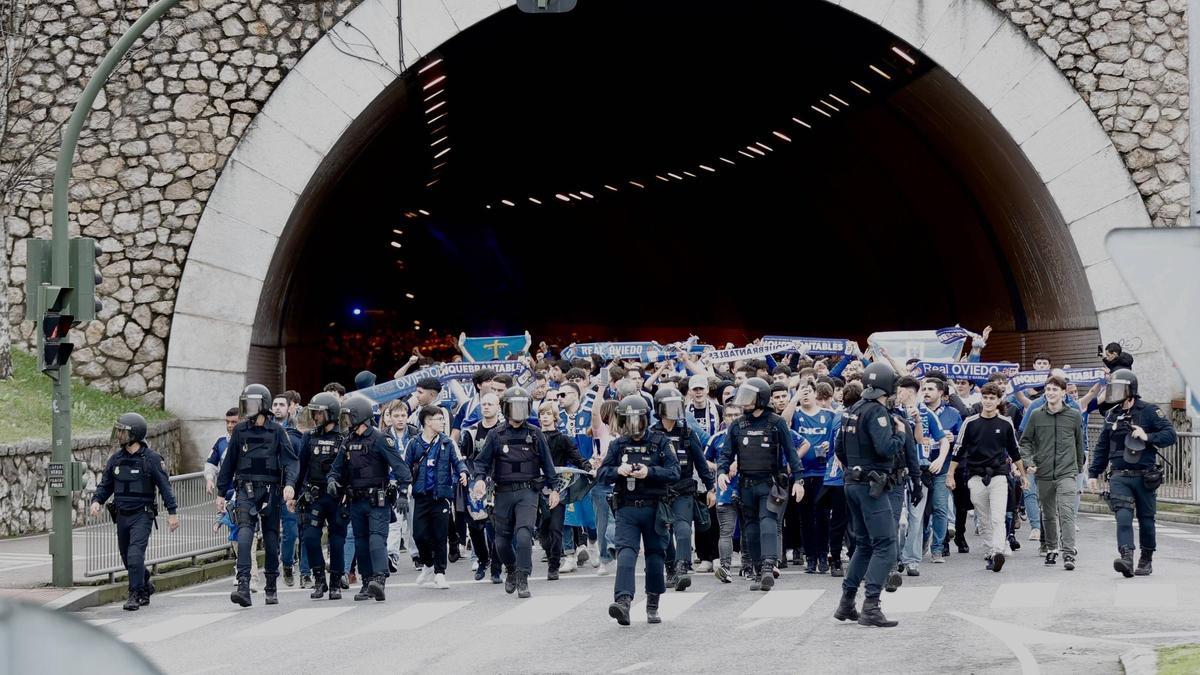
[82,472,230,580]
[1086,426,1199,504]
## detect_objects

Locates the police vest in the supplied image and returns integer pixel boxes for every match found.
[842,399,892,472]
[305,432,342,486]
[496,428,540,483]
[114,453,155,500]
[346,435,389,489]
[735,423,778,475]
[661,426,696,491]
[235,425,281,482]
[616,442,667,498]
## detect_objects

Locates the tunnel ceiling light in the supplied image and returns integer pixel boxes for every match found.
[820,100,839,112]
[352,308,362,316]
[746,146,766,156]
[423,88,444,103]
[427,113,447,125]
[629,180,645,188]
[390,241,402,248]
[682,170,697,178]
[719,156,736,165]
[850,80,871,94]
[405,293,415,299]
[830,94,849,107]
[771,131,792,142]
[431,136,448,146]
[328,321,336,327]
[529,196,543,204]
[792,117,811,129]
[737,150,754,159]
[501,199,515,206]
[667,172,683,181]
[485,204,492,209]
[699,164,715,172]
[430,125,447,136]
[754,141,774,152]
[425,100,447,115]
[811,105,832,118]
[869,64,892,80]
[404,211,417,218]
[433,147,451,159]
[418,209,430,216]
[432,161,447,172]
[568,192,583,200]
[392,229,403,235]
[555,193,572,202]
[604,184,619,191]
[418,58,443,74]
[891,46,916,65]
[422,75,447,90]
[425,179,439,187]
[579,190,594,199]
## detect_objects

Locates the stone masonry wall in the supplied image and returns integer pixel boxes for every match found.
[0,419,182,535]
[0,0,1191,407]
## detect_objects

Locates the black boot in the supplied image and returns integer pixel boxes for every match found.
[646,593,662,624]
[144,579,156,599]
[955,535,969,554]
[283,566,295,587]
[805,556,818,574]
[749,564,762,591]
[123,590,140,611]
[137,588,151,607]
[1114,546,1136,578]
[328,575,342,600]
[547,561,560,581]
[817,556,829,574]
[833,587,859,622]
[354,581,372,601]
[1135,550,1153,576]
[857,596,898,628]
[504,567,517,594]
[368,575,386,601]
[759,559,776,591]
[516,571,531,599]
[231,577,252,607]
[674,562,691,592]
[608,595,632,626]
[264,580,279,605]
[310,570,328,599]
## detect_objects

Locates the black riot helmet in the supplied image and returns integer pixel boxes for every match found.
[1107,368,1139,402]
[298,391,341,432]
[111,412,148,448]
[239,383,272,420]
[653,386,685,421]
[501,386,532,424]
[731,377,771,412]
[617,394,650,438]
[339,393,375,431]
[860,362,897,401]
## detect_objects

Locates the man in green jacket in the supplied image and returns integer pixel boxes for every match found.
[1019,375,1086,570]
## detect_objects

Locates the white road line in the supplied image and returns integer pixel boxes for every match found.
[85,618,120,627]
[238,607,355,638]
[991,583,1058,609]
[631,592,707,622]
[739,589,824,618]
[883,586,941,613]
[119,612,237,643]
[614,661,654,673]
[949,612,1040,675]
[484,594,589,626]
[1104,631,1200,640]
[1114,584,1177,609]
[364,601,471,632]
[736,617,773,631]
[1155,527,1188,534]
[1163,534,1200,542]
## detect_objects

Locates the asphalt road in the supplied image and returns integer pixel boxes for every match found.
[76,513,1200,674]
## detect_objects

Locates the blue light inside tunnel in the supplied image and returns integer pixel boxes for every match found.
[352,308,363,316]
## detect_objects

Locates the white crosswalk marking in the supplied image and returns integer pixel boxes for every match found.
[86,618,120,627]
[0,553,54,573]
[1156,527,1188,534]
[740,589,824,618]
[631,591,707,622]
[238,607,354,638]
[882,586,941,613]
[485,594,589,626]
[990,583,1058,609]
[1164,534,1200,542]
[120,613,237,643]
[364,601,471,632]
[1114,584,1177,609]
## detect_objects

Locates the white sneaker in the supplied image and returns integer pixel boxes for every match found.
[589,545,601,568]
[415,567,434,587]
[596,561,611,576]
[697,560,713,573]
[459,544,469,558]
[1029,528,1041,542]
[433,573,450,589]
[560,556,577,573]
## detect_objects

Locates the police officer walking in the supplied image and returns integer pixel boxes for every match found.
[597,395,680,625]
[833,363,907,627]
[651,387,715,592]
[716,377,805,592]
[216,384,299,608]
[471,387,561,599]
[327,394,412,601]
[1088,369,1178,577]
[90,413,179,611]
[294,392,348,600]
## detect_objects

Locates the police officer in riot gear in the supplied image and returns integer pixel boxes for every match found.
[294,392,348,600]
[471,386,560,599]
[216,384,299,608]
[651,387,715,592]
[833,362,908,627]
[598,394,680,625]
[327,394,412,602]
[91,413,179,611]
[1088,369,1177,577]
[716,377,805,592]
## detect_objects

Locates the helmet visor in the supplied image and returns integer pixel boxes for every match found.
[731,383,759,408]
[111,423,132,447]
[296,405,328,433]
[239,394,266,420]
[504,397,531,424]
[657,397,684,421]
[338,408,356,432]
[623,411,647,437]
[1107,376,1133,401]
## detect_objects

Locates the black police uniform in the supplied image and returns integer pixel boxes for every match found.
[716,410,801,578]
[92,446,177,601]
[473,421,558,583]
[216,419,298,592]
[653,419,715,584]
[295,425,348,595]
[836,397,907,601]
[1090,398,1177,569]
[597,430,680,604]
[327,425,411,594]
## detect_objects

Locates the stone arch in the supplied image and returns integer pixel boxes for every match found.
[164,0,1171,452]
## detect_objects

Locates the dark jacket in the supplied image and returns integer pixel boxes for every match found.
[92,446,178,514]
[544,430,586,469]
[1019,403,1085,480]
[1090,398,1177,477]
[406,432,469,499]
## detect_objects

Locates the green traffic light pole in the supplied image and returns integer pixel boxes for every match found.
[48,0,182,587]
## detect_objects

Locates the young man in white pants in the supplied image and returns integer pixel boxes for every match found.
[948,382,1027,572]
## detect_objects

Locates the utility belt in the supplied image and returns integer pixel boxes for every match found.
[348,484,397,507]
[739,473,781,488]
[612,494,661,509]
[236,479,279,495]
[968,465,1005,486]
[1110,468,1147,477]
[495,480,537,493]
[847,467,892,498]
[107,502,157,524]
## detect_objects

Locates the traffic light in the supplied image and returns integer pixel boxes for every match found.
[516,0,576,12]
[68,237,101,321]
[38,285,74,373]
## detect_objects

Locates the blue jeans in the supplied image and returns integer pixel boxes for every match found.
[281,507,298,568]
[900,481,928,566]
[592,484,615,563]
[929,473,949,552]
[888,485,905,562]
[1023,473,1041,530]
[344,522,357,573]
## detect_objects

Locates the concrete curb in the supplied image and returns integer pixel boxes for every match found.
[1120,647,1158,675]
[47,556,237,612]
[1078,499,1200,525]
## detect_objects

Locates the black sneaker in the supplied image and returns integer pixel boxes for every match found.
[283,566,295,587]
[123,591,140,611]
[1007,535,1021,552]
[817,557,829,574]
[992,552,1005,572]
[1044,551,1058,566]
[1063,553,1076,571]
[884,570,903,592]
[805,557,817,574]
[504,569,517,594]
[475,566,487,581]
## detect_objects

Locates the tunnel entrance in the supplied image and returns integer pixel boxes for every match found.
[255,0,1099,392]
